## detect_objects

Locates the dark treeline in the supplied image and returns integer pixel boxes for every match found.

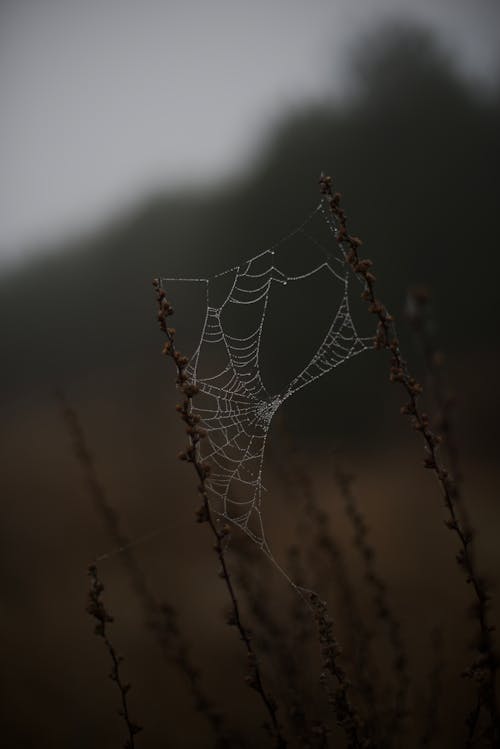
[2,24,499,412]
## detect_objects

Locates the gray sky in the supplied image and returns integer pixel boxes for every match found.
[1,0,499,268]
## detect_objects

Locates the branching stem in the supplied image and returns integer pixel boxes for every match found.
[320,173,499,746]
[153,278,286,748]
[87,564,143,749]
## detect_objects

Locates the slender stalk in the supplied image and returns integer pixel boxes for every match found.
[233,540,325,747]
[87,564,143,749]
[319,173,499,746]
[405,287,469,526]
[334,466,409,745]
[272,426,381,742]
[59,393,234,747]
[310,593,374,749]
[153,278,286,748]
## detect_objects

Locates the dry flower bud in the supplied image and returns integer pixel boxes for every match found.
[195,504,208,523]
[355,259,372,273]
[183,383,199,397]
[369,301,384,315]
[409,381,423,395]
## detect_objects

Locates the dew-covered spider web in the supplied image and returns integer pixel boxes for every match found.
[160,199,372,565]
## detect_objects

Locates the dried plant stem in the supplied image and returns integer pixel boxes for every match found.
[153,278,286,748]
[236,537,336,748]
[58,393,233,747]
[334,466,409,744]
[406,288,469,522]
[310,593,375,749]
[268,419,373,746]
[319,173,499,745]
[87,564,143,749]
[313,525,380,741]
[302,484,380,734]
[233,541,324,747]
[272,430,381,741]
[285,547,331,747]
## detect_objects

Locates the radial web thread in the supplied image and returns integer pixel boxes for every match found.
[160,199,372,559]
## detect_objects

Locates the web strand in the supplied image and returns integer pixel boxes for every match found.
[160,199,371,560]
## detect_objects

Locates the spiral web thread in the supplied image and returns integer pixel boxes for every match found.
[160,199,371,563]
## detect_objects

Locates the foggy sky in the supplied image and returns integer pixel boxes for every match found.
[1,0,499,267]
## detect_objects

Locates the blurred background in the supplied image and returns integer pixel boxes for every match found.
[1,1,499,746]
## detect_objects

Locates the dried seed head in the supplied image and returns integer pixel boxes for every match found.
[195,504,208,523]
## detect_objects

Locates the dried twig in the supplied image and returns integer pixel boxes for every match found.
[310,593,374,749]
[59,393,233,747]
[233,538,329,748]
[334,466,409,744]
[153,278,286,748]
[405,287,469,523]
[272,427,381,742]
[87,564,143,749]
[320,173,499,745]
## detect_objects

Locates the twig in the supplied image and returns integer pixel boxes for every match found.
[59,393,234,747]
[405,287,469,523]
[87,564,143,749]
[233,538,329,747]
[153,278,286,748]
[334,466,409,745]
[272,427,381,742]
[319,173,499,746]
[310,593,374,749]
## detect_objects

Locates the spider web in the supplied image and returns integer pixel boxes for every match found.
[160,199,371,559]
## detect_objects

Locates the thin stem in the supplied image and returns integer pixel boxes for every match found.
[272,426,381,742]
[153,279,286,748]
[319,173,499,746]
[234,539,329,747]
[405,287,469,526]
[87,564,143,749]
[59,393,234,747]
[334,466,409,745]
[310,593,375,749]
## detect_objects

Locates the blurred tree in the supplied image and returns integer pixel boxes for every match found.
[1,23,498,446]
